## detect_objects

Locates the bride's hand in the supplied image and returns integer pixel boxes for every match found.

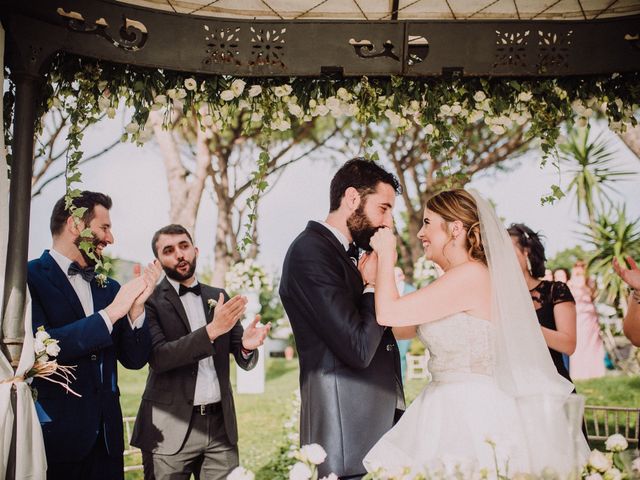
[370,227,396,255]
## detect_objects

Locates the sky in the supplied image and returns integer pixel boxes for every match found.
[27,117,640,278]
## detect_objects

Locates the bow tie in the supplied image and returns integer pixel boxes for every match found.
[346,243,360,264]
[68,262,96,283]
[179,283,201,296]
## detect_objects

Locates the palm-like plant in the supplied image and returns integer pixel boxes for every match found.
[559,125,636,226]
[582,206,640,308]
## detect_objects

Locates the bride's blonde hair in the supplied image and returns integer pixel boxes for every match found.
[425,189,486,265]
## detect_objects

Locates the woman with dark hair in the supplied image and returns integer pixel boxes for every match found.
[508,223,577,383]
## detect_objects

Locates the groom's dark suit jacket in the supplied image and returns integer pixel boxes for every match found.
[279,221,404,478]
[131,278,257,455]
[27,250,151,463]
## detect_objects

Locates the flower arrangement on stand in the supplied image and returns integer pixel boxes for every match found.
[27,327,80,398]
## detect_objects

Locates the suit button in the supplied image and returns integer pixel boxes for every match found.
[386,344,394,351]
[90,354,97,361]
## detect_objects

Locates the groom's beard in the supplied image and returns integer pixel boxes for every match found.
[163,257,197,282]
[74,235,105,267]
[347,205,378,252]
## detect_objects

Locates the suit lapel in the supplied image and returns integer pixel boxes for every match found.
[199,285,216,325]
[307,221,361,277]
[161,279,192,332]
[90,277,111,311]
[41,251,86,319]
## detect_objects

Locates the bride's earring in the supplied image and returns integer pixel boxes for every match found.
[526,256,532,274]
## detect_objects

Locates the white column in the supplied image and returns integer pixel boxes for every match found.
[236,290,265,394]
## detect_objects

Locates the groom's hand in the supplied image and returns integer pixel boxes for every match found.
[206,294,248,341]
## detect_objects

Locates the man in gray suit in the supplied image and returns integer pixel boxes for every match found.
[280,158,405,479]
[131,224,269,480]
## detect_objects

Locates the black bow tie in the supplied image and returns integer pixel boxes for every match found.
[179,283,201,296]
[346,243,360,264]
[68,261,96,283]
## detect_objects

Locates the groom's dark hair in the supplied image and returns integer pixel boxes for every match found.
[329,158,401,212]
[151,224,194,258]
[50,191,112,236]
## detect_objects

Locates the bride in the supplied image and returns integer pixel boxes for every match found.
[362,189,589,477]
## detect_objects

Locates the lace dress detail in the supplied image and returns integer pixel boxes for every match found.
[417,313,495,379]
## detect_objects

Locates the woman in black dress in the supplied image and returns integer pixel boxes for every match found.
[508,223,577,383]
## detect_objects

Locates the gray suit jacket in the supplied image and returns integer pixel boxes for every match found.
[131,278,257,454]
[279,221,404,478]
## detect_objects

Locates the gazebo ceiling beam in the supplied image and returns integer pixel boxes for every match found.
[2,0,639,78]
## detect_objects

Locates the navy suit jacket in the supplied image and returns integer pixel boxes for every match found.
[27,250,152,462]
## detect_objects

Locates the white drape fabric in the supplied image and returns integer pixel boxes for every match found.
[0,24,48,480]
[470,189,590,474]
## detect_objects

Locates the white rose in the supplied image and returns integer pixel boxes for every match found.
[588,449,613,472]
[35,329,50,343]
[289,462,312,480]
[272,117,291,131]
[227,466,255,480]
[424,124,435,135]
[604,468,622,480]
[288,103,304,118]
[220,90,235,102]
[336,87,350,101]
[605,434,628,452]
[631,457,640,472]
[451,103,462,115]
[45,341,61,357]
[248,85,262,97]
[34,338,46,356]
[250,111,263,123]
[125,122,140,134]
[490,124,506,135]
[274,85,293,97]
[154,94,168,104]
[325,97,340,112]
[97,80,108,92]
[518,91,533,102]
[202,115,214,127]
[319,475,338,480]
[167,88,177,99]
[439,104,452,115]
[585,474,603,480]
[308,99,317,108]
[175,88,187,100]
[106,107,116,119]
[474,91,487,102]
[184,78,197,91]
[384,110,402,128]
[230,79,246,97]
[299,444,326,465]
[315,105,329,116]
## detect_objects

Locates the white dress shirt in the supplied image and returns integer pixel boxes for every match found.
[49,249,145,333]
[167,277,221,405]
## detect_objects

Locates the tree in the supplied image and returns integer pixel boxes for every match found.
[150,107,339,285]
[581,207,640,308]
[559,125,636,226]
[31,109,120,197]
[546,245,593,272]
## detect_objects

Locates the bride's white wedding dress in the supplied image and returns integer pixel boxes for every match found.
[364,311,589,477]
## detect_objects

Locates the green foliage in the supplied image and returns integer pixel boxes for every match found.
[547,245,593,271]
[559,125,637,224]
[581,207,640,307]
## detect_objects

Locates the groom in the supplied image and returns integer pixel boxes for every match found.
[280,158,405,479]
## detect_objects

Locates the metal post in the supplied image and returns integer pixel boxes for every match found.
[1,72,39,368]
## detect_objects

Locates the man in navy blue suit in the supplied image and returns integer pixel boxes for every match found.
[27,191,162,480]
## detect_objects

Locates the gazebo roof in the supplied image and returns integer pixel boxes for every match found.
[116,0,640,20]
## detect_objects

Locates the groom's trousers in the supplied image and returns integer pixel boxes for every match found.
[141,403,238,480]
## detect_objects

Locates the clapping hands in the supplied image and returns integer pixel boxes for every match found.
[242,315,271,351]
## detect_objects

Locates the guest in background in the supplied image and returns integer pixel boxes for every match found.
[394,266,417,382]
[543,268,553,281]
[568,260,606,379]
[613,256,640,347]
[508,224,577,384]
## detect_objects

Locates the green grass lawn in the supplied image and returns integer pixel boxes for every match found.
[120,361,639,479]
